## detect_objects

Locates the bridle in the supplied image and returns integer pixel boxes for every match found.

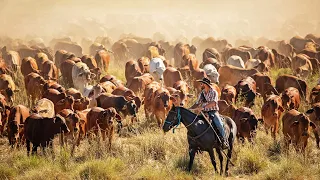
[164,107,199,133]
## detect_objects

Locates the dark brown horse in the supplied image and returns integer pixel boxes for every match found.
[163,106,237,176]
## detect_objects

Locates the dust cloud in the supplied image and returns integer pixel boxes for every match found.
[0,0,319,44]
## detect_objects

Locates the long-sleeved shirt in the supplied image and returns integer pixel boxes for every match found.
[196,88,219,111]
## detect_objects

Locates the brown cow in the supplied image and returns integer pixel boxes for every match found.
[81,55,101,80]
[55,96,75,114]
[222,48,252,64]
[218,100,236,118]
[292,54,313,78]
[75,109,90,146]
[99,74,124,87]
[60,59,76,86]
[281,87,300,111]
[309,85,320,104]
[112,86,136,100]
[168,87,193,107]
[21,57,39,77]
[275,75,307,100]
[54,50,72,68]
[306,103,320,148]
[74,97,90,111]
[220,84,237,104]
[282,109,317,151]
[0,94,10,135]
[125,60,142,85]
[173,80,190,94]
[251,73,274,102]
[127,73,154,94]
[24,72,47,106]
[34,52,49,71]
[144,82,161,121]
[96,93,138,119]
[46,80,65,93]
[94,49,111,73]
[218,65,258,88]
[24,113,69,155]
[232,107,259,142]
[7,105,30,147]
[254,46,275,67]
[0,74,19,103]
[151,87,172,127]
[43,88,66,104]
[137,56,150,73]
[66,88,83,99]
[41,60,58,80]
[261,95,284,139]
[234,77,258,107]
[58,109,80,144]
[86,107,121,149]
[163,67,183,87]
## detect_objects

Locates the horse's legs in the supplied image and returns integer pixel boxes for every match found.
[225,135,234,176]
[216,149,224,175]
[188,148,196,172]
[208,149,218,173]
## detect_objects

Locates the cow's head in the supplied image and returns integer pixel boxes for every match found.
[74,97,89,111]
[264,96,284,119]
[123,100,137,117]
[65,112,80,133]
[234,108,258,138]
[290,114,316,146]
[8,120,24,145]
[54,114,70,134]
[157,91,171,108]
[170,90,193,107]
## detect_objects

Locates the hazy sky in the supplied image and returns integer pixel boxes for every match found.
[0,0,319,43]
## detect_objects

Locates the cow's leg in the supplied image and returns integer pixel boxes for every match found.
[273,122,279,140]
[208,149,218,173]
[216,148,224,175]
[26,139,31,156]
[188,148,196,172]
[32,143,39,155]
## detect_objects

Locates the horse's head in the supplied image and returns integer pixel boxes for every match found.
[163,105,181,132]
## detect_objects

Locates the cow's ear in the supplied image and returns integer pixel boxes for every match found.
[122,105,127,110]
[306,108,314,114]
[170,96,176,102]
[290,121,299,128]
[310,121,317,129]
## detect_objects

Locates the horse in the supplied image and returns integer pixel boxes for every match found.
[162,105,237,176]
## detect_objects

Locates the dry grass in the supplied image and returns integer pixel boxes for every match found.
[2,64,320,179]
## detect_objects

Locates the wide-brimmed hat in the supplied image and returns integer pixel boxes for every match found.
[196,77,212,87]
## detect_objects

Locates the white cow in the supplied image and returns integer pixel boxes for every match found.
[32,98,55,118]
[72,62,95,94]
[227,55,245,69]
[245,59,261,69]
[149,57,166,82]
[83,83,106,108]
[203,64,220,84]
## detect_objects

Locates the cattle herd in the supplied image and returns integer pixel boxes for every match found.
[0,33,320,158]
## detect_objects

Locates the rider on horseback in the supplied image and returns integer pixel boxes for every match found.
[190,77,229,149]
